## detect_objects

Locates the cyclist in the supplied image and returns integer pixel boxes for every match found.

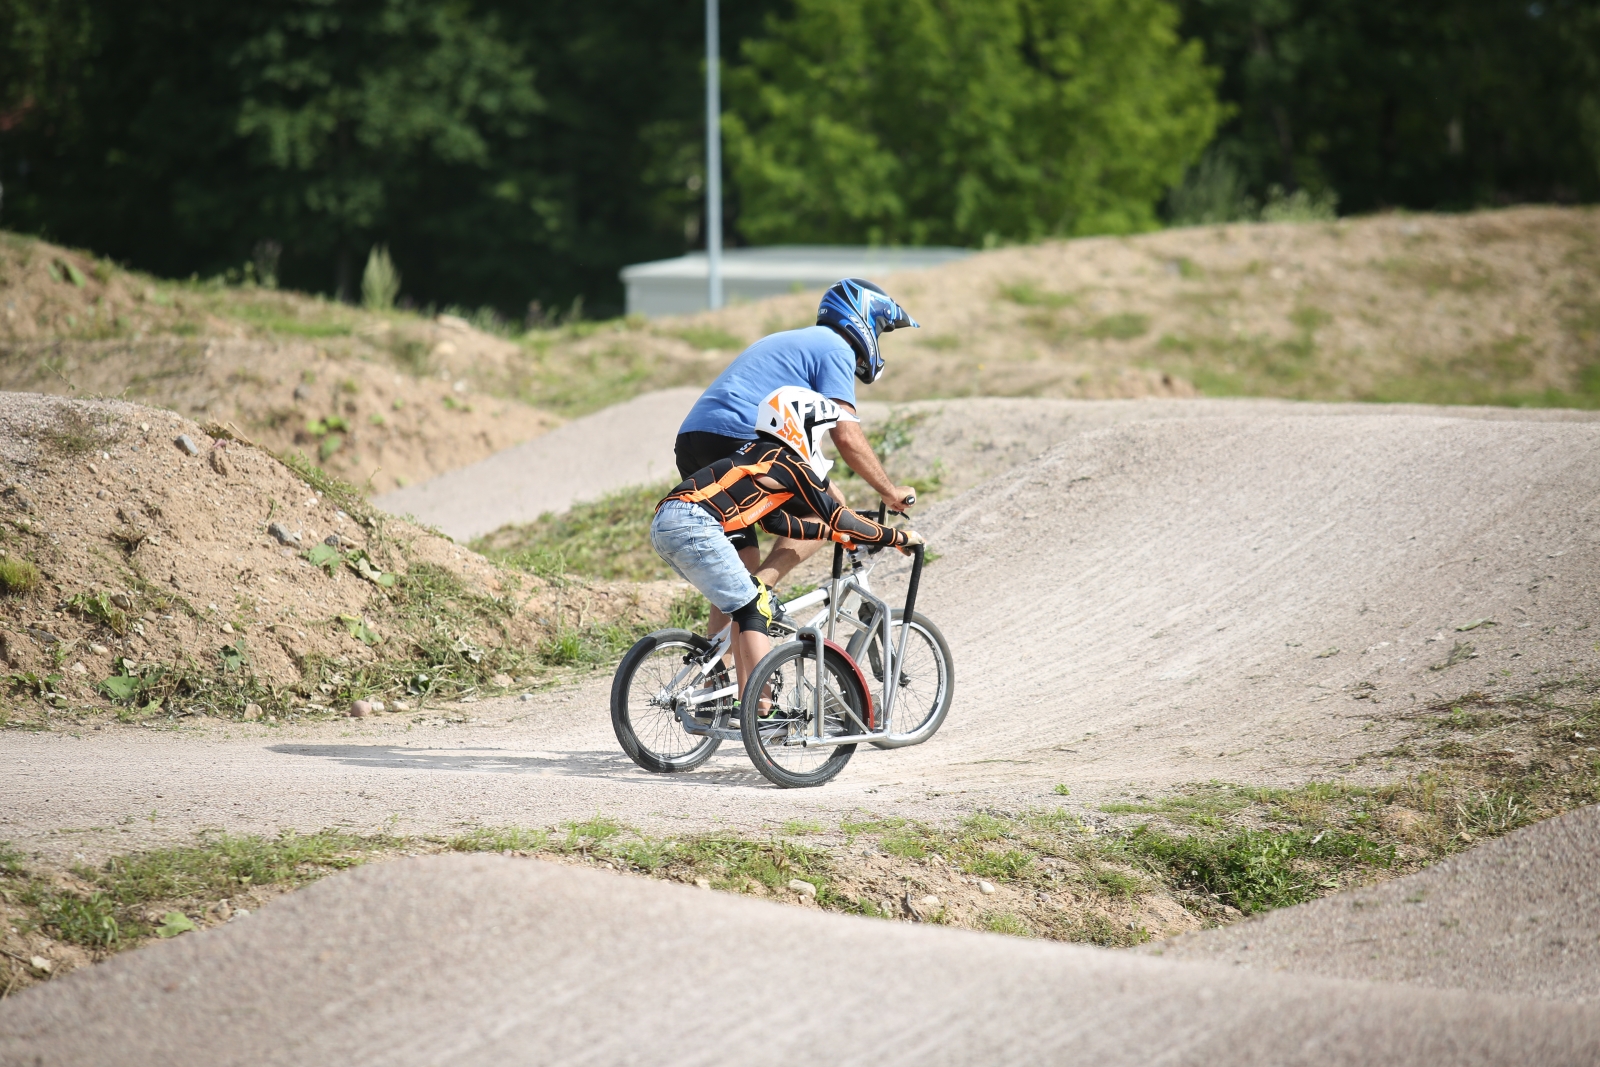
[653,386,923,708]
[674,278,919,638]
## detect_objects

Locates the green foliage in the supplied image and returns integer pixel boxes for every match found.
[1259,185,1338,223]
[475,481,673,582]
[361,245,401,310]
[0,1,786,317]
[999,282,1077,308]
[1117,824,1387,914]
[156,911,197,938]
[0,840,27,878]
[981,911,1034,937]
[669,326,746,351]
[1167,148,1255,225]
[67,590,129,634]
[1175,1,1600,214]
[88,831,373,905]
[725,0,1224,245]
[0,556,41,596]
[37,891,121,947]
[448,826,551,853]
[1085,313,1151,341]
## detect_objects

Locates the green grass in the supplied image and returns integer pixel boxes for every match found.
[1084,312,1151,340]
[4,830,389,953]
[39,404,124,457]
[474,481,674,581]
[667,325,746,351]
[0,557,41,596]
[999,281,1077,308]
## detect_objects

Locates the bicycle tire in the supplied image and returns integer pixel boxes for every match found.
[739,639,863,788]
[845,608,955,749]
[611,629,724,773]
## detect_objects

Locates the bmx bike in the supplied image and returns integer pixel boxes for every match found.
[611,511,954,788]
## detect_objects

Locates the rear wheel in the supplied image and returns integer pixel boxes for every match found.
[739,639,864,788]
[611,630,725,773]
[846,608,954,749]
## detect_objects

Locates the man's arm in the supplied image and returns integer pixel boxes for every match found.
[829,401,916,512]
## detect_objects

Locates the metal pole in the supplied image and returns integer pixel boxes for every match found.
[705,0,723,310]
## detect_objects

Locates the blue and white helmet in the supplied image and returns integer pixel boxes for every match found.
[816,278,919,385]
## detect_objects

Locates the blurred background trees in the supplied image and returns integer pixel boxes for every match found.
[0,0,1596,317]
[724,0,1223,245]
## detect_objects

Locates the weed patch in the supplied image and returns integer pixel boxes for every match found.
[0,557,40,596]
[475,481,672,582]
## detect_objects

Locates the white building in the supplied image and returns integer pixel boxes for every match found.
[620,245,971,318]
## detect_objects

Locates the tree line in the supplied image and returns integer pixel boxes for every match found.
[1,0,1595,318]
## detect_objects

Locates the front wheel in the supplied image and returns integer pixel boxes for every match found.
[739,639,865,788]
[611,630,724,773]
[846,608,955,749]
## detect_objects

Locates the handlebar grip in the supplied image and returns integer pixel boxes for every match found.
[903,490,917,507]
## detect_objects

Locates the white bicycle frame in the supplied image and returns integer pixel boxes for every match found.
[658,538,932,748]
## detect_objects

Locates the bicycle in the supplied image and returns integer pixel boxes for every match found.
[611,507,954,788]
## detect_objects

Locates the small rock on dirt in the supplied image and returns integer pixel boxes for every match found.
[393,700,411,712]
[69,661,88,675]
[209,449,230,476]
[919,895,941,908]
[89,643,108,654]
[243,704,263,720]
[695,878,711,890]
[349,700,373,718]
[978,880,996,895]
[220,621,234,634]
[29,956,51,974]
[323,533,342,547]
[788,879,817,898]
[491,673,513,687]
[293,384,311,401]
[518,693,534,702]
[174,434,200,456]
[109,592,132,609]
[266,522,299,546]
[368,701,385,713]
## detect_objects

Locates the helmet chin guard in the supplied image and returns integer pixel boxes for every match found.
[816,278,918,385]
[753,387,851,479]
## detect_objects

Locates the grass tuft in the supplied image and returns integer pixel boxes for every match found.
[0,557,41,596]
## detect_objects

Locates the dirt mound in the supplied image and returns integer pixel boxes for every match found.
[1145,803,1600,1001]
[376,387,699,541]
[0,393,676,725]
[552,205,1600,411]
[12,207,1596,509]
[0,234,557,493]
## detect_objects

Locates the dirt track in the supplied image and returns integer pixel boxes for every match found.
[6,855,1598,1067]
[5,399,1598,871]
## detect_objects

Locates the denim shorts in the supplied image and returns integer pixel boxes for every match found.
[650,500,757,614]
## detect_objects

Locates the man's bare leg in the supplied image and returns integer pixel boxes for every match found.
[753,536,827,590]
[732,624,772,710]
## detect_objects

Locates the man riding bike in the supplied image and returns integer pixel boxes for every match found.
[673,278,920,639]
[653,386,924,709]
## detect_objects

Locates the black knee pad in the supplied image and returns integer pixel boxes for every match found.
[728,594,769,637]
[726,526,758,553]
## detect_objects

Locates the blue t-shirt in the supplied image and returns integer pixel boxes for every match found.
[680,326,858,439]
